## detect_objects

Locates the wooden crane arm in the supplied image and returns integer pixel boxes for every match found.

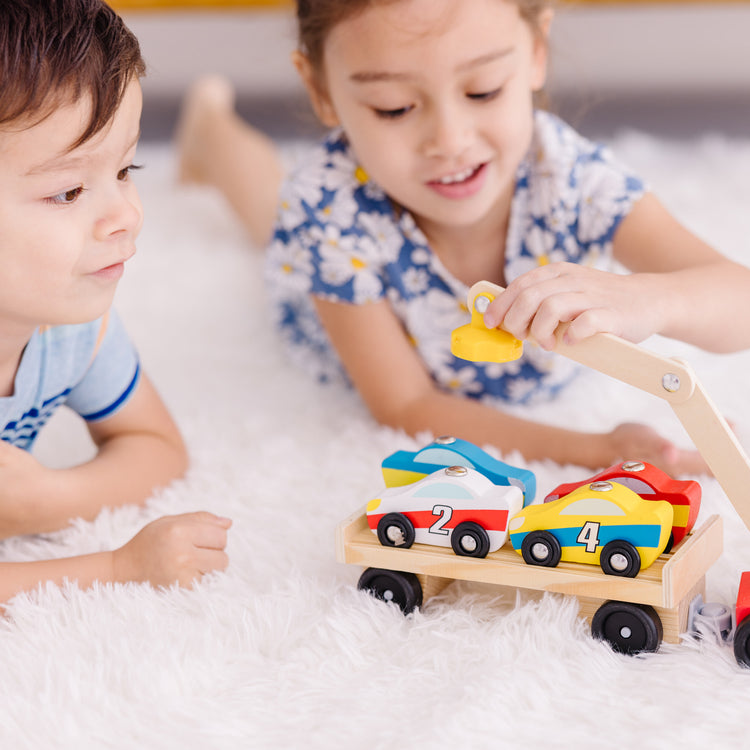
[454,280,750,531]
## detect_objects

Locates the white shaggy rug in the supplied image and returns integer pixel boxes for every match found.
[5,131,750,749]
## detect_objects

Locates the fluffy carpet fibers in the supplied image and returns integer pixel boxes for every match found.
[5,132,750,749]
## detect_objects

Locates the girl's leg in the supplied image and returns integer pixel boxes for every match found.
[176,75,284,248]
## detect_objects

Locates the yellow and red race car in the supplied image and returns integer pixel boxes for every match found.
[509,481,673,577]
[544,461,700,550]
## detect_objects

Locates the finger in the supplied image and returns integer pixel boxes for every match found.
[483,290,516,330]
[482,265,565,329]
[196,549,230,575]
[564,308,617,345]
[502,272,596,340]
[184,511,233,528]
[669,448,711,477]
[527,292,595,350]
[498,283,555,339]
[191,521,230,551]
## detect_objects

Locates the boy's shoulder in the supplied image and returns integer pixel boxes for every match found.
[31,313,125,398]
[38,316,109,358]
[25,310,137,414]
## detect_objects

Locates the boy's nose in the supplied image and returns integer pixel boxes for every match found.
[422,104,472,159]
[94,185,144,240]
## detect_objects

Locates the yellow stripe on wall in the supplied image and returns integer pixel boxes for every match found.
[110,0,291,10]
[110,0,748,7]
[569,0,748,3]
[109,0,748,10]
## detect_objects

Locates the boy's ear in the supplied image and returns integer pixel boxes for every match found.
[530,8,554,92]
[291,50,340,128]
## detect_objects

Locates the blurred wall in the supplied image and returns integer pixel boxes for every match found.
[124,2,750,138]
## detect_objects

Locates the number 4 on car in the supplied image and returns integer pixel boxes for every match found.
[508,481,673,577]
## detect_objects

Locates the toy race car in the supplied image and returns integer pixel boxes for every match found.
[381,436,536,505]
[509,480,673,577]
[544,461,700,551]
[367,465,523,558]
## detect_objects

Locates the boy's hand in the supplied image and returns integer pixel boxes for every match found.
[483,263,662,350]
[606,422,709,476]
[112,512,232,588]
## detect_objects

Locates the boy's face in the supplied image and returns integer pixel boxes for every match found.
[0,79,143,333]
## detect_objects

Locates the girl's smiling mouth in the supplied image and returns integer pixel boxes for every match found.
[427,163,487,199]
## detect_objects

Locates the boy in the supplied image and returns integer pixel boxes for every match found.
[0,0,230,601]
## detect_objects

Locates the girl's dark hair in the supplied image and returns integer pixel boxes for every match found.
[297,0,552,74]
[0,0,146,146]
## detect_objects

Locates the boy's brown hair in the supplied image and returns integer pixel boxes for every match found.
[0,0,145,147]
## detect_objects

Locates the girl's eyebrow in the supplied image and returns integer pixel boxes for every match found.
[350,47,514,84]
[458,47,515,72]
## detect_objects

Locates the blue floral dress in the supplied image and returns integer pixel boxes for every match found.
[265,110,646,405]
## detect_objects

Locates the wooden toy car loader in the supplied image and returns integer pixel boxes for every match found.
[336,280,750,655]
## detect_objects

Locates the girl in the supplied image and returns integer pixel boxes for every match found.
[178,0,750,473]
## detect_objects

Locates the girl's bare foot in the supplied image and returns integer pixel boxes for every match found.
[176,75,236,185]
[175,75,285,247]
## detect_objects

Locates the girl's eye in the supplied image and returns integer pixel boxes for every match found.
[468,88,502,102]
[118,163,143,181]
[373,105,413,120]
[46,186,85,205]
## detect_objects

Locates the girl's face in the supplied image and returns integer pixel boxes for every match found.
[299,0,551,244]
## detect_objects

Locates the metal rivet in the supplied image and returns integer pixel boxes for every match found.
[662,373,681,393]
[435,436,456,445]
[590,481,613,492]
[445,466,468,477]
[622,461,645,473]
[473,294,492,314]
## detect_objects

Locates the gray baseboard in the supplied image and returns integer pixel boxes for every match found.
[140,90,750,144]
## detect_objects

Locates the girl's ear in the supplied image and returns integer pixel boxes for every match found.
[530,8,554,92]
[291,50,340,127]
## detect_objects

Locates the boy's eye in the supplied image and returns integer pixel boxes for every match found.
[118,163,143,181]
[467,88,502,102]
[373,105,414,120]
[46,186,85,205]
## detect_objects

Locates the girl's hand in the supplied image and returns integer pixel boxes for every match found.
[605,422,708,476]
[483,262,663,350]
[112,512,232,588]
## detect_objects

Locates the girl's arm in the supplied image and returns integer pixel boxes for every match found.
[314,296,706,473]
[0,511,231,603]
[484,193,750,353]
[0,373,188,537]
[611,192,750,351]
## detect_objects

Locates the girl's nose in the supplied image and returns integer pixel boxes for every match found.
[94,183,144,240]
[422,104,473,159]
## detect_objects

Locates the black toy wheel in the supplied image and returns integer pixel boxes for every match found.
[600,540,641,577]
[521,531,561,567]
[451,521,490,558]
[591,601,663,654]
[357,568,423,614]
[734,617,750,667]
[376,513,415,549]
[663,531,675,555]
